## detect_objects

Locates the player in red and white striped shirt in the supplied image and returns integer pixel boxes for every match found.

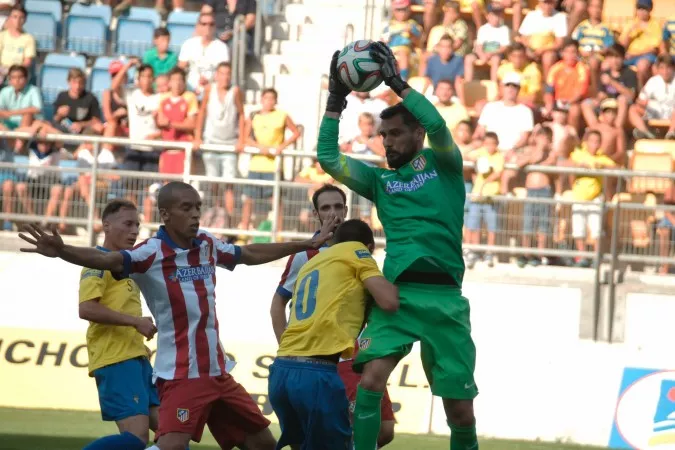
[20,181,336,450]
[270,184,396,448]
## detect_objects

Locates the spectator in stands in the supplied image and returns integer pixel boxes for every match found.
[629,54,675,140]
[564,129,615,267]
[178,11,230,94]
[619,0,661,88]
[155,0,184,18]
[104,0,134,17]
[155,74,169,94]
[14,121,63,222]
[102,60,132,154]
[464,4,511,82]
[52,68,104,136]
[381,0,422,81]
[241,88,300,234]
[0,5,35,82]
[581,43,636,129]
[121,63,162,172]
[657,183,675,275]
[571,0,613,92]
[339,91,388,145]
[496,43,543,108]
[341,112,385,225]
[430,79,469,138]
[0,65,42,152]
[143,27,178,77]
[465,132,503,269]
[0,0,16,30]
[584,98,626,167]
[1,144,15,231]
[516,125,557,267]
[543,104,578,193]
[157,67,198,143]
[663,16,675,61]
[194,61,245,219]
[424,34,465,97]
[454,119,475,231]
[202,0,256,54]
[473,72,534,155]
[426,2,469,58]
[544,38,589,133]
[518,0,568,79]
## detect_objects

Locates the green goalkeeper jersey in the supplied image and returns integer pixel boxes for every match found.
[318,90,466,287]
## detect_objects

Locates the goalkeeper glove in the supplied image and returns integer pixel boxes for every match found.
[370,42,410,97]
[326,50,351,114]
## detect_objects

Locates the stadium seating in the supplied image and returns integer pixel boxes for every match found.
[24,0,61,52]
[166,11,199,53]
[115,7,162,57]
[65,4,111,55]
[40,53,87,107]
[90,57,117,105]
[629,152,673,195]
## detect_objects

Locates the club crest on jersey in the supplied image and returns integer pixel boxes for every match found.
[412,155,426,171]
[168,264,216,283]
[177,408,189,423]
[358,338,371,350]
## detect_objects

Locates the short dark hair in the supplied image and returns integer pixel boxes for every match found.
[536,126,553,142]
[217,61,231,71]
[456,119,472,130]
[102,199,137,220]
[562,38,579,50]
[380,103,421,130]
[436,79,454,89]
[438,33,454,44]
[606,43,626,59]
[657,53,675,67]
[68,67,86,81]
[484,131,499,143]
[585,129,602,140]
[137,63,154,76]
[334,219,375,248]
[168,66,186,80]
[509,42,526,54]
[11,5,27,17]
[157,182,197,210]
[8,64,27,78]
[311,184,346,211]
[262,87,278,99]
[154,27,170,38]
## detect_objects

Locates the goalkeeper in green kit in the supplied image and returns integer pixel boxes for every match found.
[318,42,479,450]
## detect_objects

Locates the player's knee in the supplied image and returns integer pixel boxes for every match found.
[444,399,475,427]
[359,369,387,392]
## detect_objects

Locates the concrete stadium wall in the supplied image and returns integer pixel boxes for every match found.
[0,252,673,448]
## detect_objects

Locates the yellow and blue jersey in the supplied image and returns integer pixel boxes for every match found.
[383,19,422,49]
[277,241,384,360]
[572,20,614,52]
[664,17,675,57]
[79,246,146,375]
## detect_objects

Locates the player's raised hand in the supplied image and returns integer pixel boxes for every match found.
[134,316,158,340]
[311,213,340,248]
[326,50,351,114]
[18,224,65,258]
[369,42,409,96]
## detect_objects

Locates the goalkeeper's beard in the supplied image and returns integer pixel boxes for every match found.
[385,148,415,170]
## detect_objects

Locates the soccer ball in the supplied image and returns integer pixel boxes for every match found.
[336,40,383,92]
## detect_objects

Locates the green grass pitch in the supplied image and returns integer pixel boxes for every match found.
[0,407,609,450]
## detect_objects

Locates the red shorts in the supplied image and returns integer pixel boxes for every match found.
[337,360,395,422]
[155,374,270,446]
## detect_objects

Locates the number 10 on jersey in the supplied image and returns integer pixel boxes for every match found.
[294,270,319,320]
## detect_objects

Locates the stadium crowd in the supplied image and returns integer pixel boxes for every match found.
[0,0,674,273]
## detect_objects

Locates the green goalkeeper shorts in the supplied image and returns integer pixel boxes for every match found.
[353,282,478,400]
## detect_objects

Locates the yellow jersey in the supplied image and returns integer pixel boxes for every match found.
[497,62,543,102]
[278,241,384,360]
[472,148,504,198]
[79,249,146,375]
[620,19,662,56]
[249,109,288,173]
[570,147,616,201]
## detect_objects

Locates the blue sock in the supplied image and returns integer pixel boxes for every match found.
[83,431,146,450]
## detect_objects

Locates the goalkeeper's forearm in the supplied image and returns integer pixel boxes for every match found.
[402,89,454,150]
[58,246,124,273]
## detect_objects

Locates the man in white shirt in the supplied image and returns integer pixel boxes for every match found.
[178,11,230,95]
[518,0,567,78]
[629,54,675,140]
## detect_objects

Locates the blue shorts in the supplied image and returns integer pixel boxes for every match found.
[268,358,351,450]
[466,202,498,232]
[244,171,275,200]
[523,186,552,234]
[93,357,160,422]
[624,53,657,67]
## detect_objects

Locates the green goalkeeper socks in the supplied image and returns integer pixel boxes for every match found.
[448,421,479,450]
[353,386,383,450]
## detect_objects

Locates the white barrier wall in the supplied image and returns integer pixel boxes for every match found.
[1,252,674,448]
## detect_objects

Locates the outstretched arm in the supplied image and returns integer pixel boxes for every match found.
[19,225,124,272]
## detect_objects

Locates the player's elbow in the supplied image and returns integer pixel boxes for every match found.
[78,302,95,320]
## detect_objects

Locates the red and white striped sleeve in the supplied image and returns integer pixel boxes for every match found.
[119,239,160,278]
[199,231,241,271]
[276,250,318,300]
